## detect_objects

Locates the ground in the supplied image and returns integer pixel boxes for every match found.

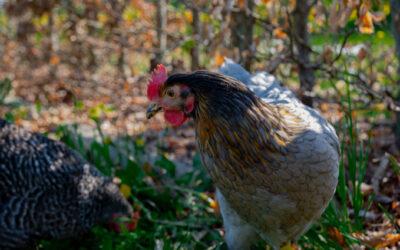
[1,60,400,249]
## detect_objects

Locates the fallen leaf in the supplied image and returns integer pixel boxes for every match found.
[112,177,122,185]
[210,200,220,216]
[136,138,145,146]
[273,28,288,39]
[131,96,148,105]
[50,55,60,65]
[321,46,334,64]
[124,81,130,90]
[328,227,345,246]
[352,232,400,248]
[120,184,131,199]
[359,11,374,34]
[371,11,386,22]
[215,50,225,67]
[184,11,193,23]
[280,245,295,250]
[104,136,112,145]
[142,162,151,173]
[375,234,400,248]
[357,47,368,61]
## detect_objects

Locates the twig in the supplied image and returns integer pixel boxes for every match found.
[320,67,400,112]
[372,153,389,196]
[331,29,356,64]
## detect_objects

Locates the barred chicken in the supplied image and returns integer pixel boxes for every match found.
[0,118,134,249]
[146,59,340,249]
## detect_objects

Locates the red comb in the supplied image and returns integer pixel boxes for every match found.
[147,64,167,101]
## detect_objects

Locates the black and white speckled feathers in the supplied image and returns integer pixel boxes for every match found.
[0,118,133,249]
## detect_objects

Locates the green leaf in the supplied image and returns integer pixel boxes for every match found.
[75,5,84,15]
[4,113,14,122]
[378,203,400,233]
[74,101,84,111]
[388,155,400,176]
[116,160,143,187]
[181,40,196,53]
[88,107,100,121]
[35,32,44,44]
[0,77,11,105]
[35,101,42,114]
[155,155,176,178]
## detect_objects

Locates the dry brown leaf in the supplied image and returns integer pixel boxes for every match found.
[184,11,193,23]
[210,200,220,216]
[321,46,334,64]
[327,227,345,246]
[169,141,178,148]
[356,3,383,34]
[273,28,288,39]
[150,122,164,131]
[375,234,400,248]
[215,50,225,67]
[14,117,21,126]
[97,95,112,103]
[123,81,130,90]
[142,162,151,173]
[254,36,260,46]
[320,103,328,112]
[351,232,383,247]
[357,47,367,60]
[49,55,60,65]
[131,96,148,105]
[238,0,245,8]
[359,11,374,34]
[351,110,357,119]
[371,11,386,22]
[352,232,400,248]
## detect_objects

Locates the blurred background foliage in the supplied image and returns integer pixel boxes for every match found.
[0,0,400,249]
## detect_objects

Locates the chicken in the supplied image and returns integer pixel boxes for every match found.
[0,118,134,249]
[146,60,340,249]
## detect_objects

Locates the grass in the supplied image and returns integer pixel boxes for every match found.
[41,119,225,249]
[0,72,392,249]
[0,77,11,105]
[37,78,374,249]
[0,0,398,248]
[298,77,374,250]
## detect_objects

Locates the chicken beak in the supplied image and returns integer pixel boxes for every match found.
[146,102,162,119]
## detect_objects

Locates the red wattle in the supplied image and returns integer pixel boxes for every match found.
[185,96,195,113]
[164,110,187,126]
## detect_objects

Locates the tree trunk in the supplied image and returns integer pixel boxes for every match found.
[118,35,127,82]
[191,6,200,71]
[48,9,57,78]
[391,0,400,75]
[117,0,129,81]
[292,0,315,107]
[86,4,98,73]
[231,0,254,71]
[153,0,167,69]
[389,0,400,148]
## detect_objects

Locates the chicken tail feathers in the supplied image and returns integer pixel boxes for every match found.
[219,57,251,85]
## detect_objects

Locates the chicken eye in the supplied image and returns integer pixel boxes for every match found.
[166,89,175,98]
